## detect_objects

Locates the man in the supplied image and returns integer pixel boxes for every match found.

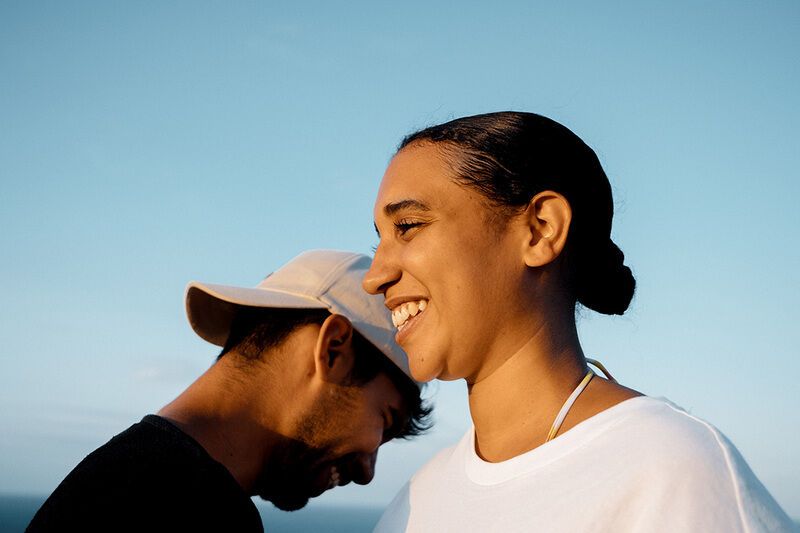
[28,250,429,532]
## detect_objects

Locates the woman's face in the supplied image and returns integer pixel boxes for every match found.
[363,144,533,383]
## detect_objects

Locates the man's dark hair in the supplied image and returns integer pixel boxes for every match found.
[218,306,431,439]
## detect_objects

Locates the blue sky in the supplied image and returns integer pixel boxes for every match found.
[1,0,798,519]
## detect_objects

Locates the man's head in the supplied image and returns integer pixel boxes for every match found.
[184,250,431,511]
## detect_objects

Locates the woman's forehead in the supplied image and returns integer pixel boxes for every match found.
[374,145,459,214]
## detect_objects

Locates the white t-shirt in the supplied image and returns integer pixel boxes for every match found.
[375,396,796,532]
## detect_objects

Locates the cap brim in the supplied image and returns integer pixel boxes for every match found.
[186,282,328,347]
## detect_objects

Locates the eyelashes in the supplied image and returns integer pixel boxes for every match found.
[395,219,422,236]
[371,219,426,253]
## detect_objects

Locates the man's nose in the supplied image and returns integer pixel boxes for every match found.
[350,450,378,485]
[362,245,399,296]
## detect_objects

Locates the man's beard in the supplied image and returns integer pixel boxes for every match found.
[256,437,328,511]
[253,385,359,511]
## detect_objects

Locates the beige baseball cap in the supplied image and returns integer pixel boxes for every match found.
[185,249,412,380]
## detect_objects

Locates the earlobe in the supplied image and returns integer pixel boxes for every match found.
[521,191,572,268]
[313,314,355,384]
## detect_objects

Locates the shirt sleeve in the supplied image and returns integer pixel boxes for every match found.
[713,428,797,532]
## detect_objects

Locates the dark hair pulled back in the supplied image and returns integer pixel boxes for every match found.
[399,111,635,315]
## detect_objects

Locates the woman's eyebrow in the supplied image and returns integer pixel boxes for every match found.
[383,199,431,216]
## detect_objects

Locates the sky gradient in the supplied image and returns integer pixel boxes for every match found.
[1,0,798,519]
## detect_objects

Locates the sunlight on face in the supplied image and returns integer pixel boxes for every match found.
[364,144,530,383]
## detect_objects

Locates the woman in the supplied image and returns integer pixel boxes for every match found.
[364,112,794,532]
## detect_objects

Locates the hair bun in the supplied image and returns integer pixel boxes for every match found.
[574,239,635,315]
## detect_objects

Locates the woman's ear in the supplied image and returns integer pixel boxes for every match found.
[520,191,572,267]
[313,314,355,384]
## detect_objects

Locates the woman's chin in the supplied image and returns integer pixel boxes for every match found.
[410,355,456,383]
[409,358,441,383]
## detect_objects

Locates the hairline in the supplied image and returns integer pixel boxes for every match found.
[397,139,524,232]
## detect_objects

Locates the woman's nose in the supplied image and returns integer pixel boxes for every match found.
[363,245,400,295]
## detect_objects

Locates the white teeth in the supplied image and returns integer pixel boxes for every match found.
[329,466,340,488]
[390,299,428,330]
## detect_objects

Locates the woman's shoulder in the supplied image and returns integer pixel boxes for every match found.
[603,396,737,461]
[373,436,471,532]
[402,429,474,492]
[597,395,766,496]
[416,435,469,477]
[600,396,795,530]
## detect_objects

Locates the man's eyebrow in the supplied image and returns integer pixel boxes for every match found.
[383,199,431,216]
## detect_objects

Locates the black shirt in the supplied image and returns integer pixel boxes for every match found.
[27,415,263,532]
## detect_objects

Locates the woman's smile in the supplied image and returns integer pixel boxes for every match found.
[389,298,428,331]
[364,143,531,382]
[389,298,429,343]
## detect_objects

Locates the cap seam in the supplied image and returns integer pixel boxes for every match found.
[251,287,331,307]
[315,253,362,298]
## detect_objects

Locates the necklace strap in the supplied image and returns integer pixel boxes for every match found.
[545,370,594,443]
[586,358,616,382]
[544,359,616,443]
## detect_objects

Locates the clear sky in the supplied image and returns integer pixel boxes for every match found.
[1,0,798,519]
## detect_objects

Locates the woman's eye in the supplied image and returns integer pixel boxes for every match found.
[395,220,422,236]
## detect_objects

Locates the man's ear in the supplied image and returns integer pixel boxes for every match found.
[312,314,355,385]
[520,191,572,268]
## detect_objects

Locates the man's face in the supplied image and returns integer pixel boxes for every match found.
[255,371,406,511]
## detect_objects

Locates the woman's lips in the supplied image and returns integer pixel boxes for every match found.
[394,302,427,345]
[390,299,428,330]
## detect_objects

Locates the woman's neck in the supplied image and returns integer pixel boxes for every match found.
[467,312,642,463]
[467,320,588,462]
